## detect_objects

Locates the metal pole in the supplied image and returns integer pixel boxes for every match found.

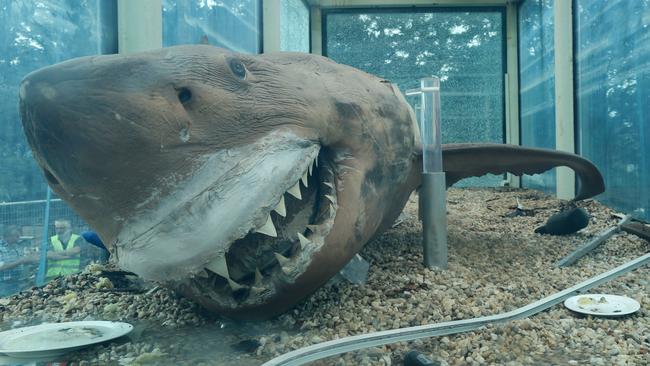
[556,215,632,267]
[418,77,447,269]
[36,187,51,286]
[421,172,447,269]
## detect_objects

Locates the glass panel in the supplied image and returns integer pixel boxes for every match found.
[518,0,556,194]
[575,0,650,221]
[280,0,310,52]
[325,9,505,186]
[0,0,116,296]
[162,0,261,53]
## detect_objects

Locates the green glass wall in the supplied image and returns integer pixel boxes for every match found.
[518,0,556,195]
[575,0,650,220]
[324,8,506,186]
[281,0,310,52]
[163,0,261,53]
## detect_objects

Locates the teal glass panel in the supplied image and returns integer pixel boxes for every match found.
[0,0,116,201]
[281,0,309,52]
[163,0,261,53]
[0,0,116,296]
[575,0,650,221]
[518,0,556,195]
[325,9,505,187]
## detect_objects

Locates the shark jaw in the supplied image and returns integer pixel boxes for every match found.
[114,130,339,307]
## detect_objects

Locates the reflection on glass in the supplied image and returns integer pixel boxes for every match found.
[518,0,556,194]
[280,0,309,52]
[575,0,650,221]
[0,0,116,296]
[162,0,261,53]
[325,10,505,186]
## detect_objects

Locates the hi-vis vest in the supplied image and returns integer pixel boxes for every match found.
[46,234,81,279]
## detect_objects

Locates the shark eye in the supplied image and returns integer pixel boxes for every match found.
[228,59,247,80]
[178,88,192,104]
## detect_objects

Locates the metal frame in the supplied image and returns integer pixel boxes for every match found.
[553,0,576,199]
[307,0,515,7]
[263,0,282,52]
[117,0,162,54]
[264,0,313,53]
[310,6,323,54]
[505,2,521,187]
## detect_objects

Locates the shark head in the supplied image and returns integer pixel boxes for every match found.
[19,45,420,318]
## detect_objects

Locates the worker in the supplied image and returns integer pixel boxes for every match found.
[0,225,30,295]
[46,219,82,281]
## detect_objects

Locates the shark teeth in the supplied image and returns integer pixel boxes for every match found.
[206,255,229,279]
[256,214,277,237]
[254,268,264,286]
[297,232,311,250]
[203,149,340,300]
[301,171,309,187]
[227,278,245,291]
[273,196,287,217]
[282,152,320,203]
[195,269,209,278]
[251,286,267,295]
[274,252,290,266]
[287,181,302,200]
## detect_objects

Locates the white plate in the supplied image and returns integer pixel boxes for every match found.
[564,294,640,317]
[0,321,133,358]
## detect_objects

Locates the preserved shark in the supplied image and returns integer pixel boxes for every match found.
[19,46,604,319]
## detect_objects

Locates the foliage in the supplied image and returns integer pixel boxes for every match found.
[326,10,505,186]
[0,0,109,201]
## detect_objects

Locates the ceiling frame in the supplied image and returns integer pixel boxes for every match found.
[306,0,520,8]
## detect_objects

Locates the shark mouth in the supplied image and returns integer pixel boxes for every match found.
[115,131,338,308]
[192,151,338,306]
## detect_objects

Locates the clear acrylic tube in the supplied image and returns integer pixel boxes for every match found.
[419,77,442,173]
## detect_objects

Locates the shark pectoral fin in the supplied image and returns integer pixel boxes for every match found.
[435,143,605,201]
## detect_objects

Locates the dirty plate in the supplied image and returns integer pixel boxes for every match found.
[0,321,133,358]
[564,294,640,317]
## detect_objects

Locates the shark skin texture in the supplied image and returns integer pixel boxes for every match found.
[19,46,605,319]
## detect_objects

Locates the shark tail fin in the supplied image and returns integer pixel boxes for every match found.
[412,143,605,201]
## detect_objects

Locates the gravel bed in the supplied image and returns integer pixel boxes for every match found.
[1,188,648,365]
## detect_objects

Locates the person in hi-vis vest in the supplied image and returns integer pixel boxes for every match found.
[46,219,82,281]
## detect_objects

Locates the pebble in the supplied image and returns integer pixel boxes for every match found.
[0,188,648,366]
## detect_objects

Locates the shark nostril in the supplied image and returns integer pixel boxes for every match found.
[44,168,60,186]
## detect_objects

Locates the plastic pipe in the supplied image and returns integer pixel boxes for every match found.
[419,77,442,174]
[36,186,51,286]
